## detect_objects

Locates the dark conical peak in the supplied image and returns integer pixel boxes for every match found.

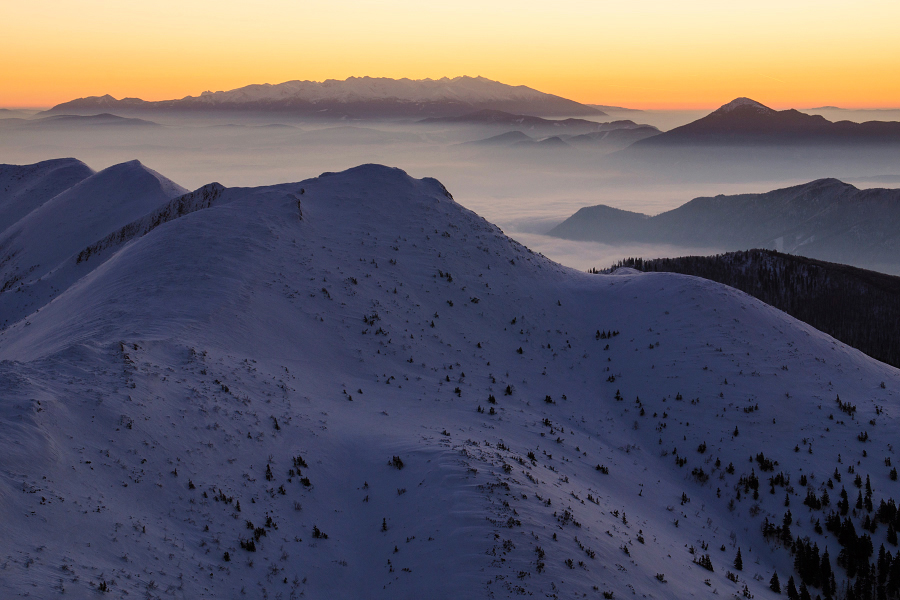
[711,97,775,116]
[796,178,856,191]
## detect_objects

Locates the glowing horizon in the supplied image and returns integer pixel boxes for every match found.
[2,0,899,111]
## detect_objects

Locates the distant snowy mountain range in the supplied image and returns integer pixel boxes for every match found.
[43,76,604,118]
[1,158,899,599]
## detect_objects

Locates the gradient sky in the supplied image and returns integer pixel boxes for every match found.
[3,0,899,109]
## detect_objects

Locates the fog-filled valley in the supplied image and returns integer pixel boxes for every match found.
[3,102,900,272]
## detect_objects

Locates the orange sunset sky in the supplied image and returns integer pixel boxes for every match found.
[2,0,899,110]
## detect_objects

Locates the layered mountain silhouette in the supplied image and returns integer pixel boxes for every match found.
[436,110,659,139]
[548,178,900,274]
[563,126,661,149]
[627,97,900,147]
[422,109,605,128]
[421,110,658,135]
[588,104,643,113]
[43,76,602,118]
[0,113,161,131]
[444,111,660,149]
[463,130,535,146]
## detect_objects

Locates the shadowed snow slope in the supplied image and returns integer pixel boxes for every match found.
[0,162,898,599]
[0,158,94,235]
[0,160,187,328]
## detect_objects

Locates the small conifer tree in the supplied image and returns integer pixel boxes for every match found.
[786,576,799,600]
[769,571,781,593]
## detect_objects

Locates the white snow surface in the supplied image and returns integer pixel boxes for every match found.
[0,161,898,599]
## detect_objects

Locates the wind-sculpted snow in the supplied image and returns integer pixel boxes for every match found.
[75,182,226,265]
[0,161,898,599]
[0,158,93,235]
[0,160,186,287]
[0,160,188,330]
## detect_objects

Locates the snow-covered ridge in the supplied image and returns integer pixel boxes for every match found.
[0,160,187,328]
[0,160,185,287]
[75,182,226,265]
[0,158,94,235]
[0,159,898,599]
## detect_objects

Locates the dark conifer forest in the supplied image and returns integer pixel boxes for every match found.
[601,250,900,370]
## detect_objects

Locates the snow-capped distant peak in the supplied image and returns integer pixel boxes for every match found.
[192,75,549,105]
[712,97,775,115]
[46,76,602,117]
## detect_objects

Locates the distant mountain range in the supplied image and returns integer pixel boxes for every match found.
[463,131,571,148]
[0,113,161,131]
[462,118,660,151]
[548,178,900,274]
[588,104,642,113]
[0,108,39,118]
[422,109,606,129]
[563,127,661,149]
[422,109,660,135]
[42,76,603,119]
[805,106,900,112]
[626,97,900,148]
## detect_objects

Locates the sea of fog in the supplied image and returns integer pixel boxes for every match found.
[2,108,899,271]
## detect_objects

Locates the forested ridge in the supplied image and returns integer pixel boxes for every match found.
[602,250,900,370]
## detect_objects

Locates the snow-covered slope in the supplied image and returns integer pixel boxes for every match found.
[0,162,898,599]
[0,160,187,327]
[0,158,94,235]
